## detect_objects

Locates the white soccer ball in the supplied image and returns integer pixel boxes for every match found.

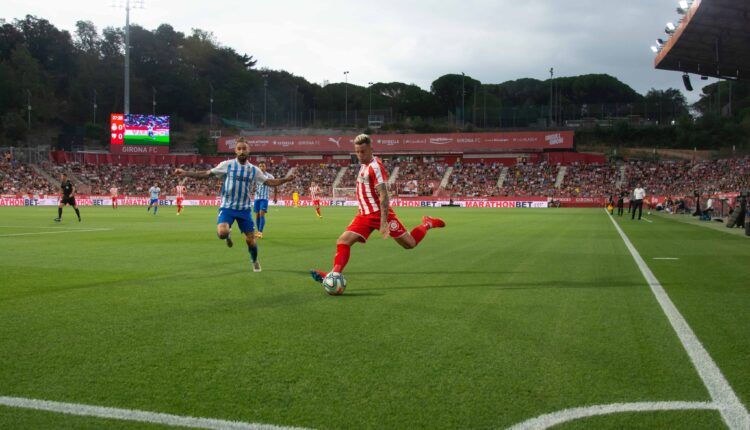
[322,272,346,295]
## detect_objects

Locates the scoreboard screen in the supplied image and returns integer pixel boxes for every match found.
[110,114,170,146]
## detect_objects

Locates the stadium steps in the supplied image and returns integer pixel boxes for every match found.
[439,166,453,191]
[29,163,58,186]
[497,166,509,188]
[617,164,626,188]
[388,166,400,186]
[555,166,567,188]
[331,166,349,189]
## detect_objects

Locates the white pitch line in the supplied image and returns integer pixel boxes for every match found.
[642,217,653,223]
[653,257,680,260]
[607,213,750,429]
[0,228,112,237]
[506,401,717,430]
[0,396,312,430]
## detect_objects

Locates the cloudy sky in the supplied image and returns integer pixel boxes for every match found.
[3,0,712,102]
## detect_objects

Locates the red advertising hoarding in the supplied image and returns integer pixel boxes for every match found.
[217,131,574,154]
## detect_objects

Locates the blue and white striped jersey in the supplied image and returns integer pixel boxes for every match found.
[254,172,275,200]
[210,159,267,210]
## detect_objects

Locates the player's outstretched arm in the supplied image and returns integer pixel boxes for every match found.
[174,168,212,179]
[265,171,296,187]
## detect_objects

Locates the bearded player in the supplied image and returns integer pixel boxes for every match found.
[310,134,445,284]
[175,140,294,272]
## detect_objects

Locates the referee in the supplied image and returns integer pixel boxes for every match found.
[631,183,645,220]
[54,173,81,222]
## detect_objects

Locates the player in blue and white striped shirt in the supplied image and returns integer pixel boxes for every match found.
[147,184,161,215]
[174,141,294,272]
[253,161,275,239]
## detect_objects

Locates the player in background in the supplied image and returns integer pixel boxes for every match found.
[310,134,445,283]
[147,121,155,140]
[110,185,119,209]
[147,184,161,215]
[310,181,322,218]
[253,161,276,239]
[54,173,81,222]
[175,179,187,215]
[174,141,294,272]
[292,189,300,208]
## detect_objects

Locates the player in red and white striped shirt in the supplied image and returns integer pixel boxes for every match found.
[175,180,186,215]
[309,182,322,218]
[310,134,445,284]
[109,186,119,209]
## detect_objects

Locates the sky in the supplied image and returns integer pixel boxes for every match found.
[3,0,715,103]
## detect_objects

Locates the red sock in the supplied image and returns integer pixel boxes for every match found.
[316,207,321,217]
[332,243,350,273]
[177,205,182,214]
[410,225,428,246]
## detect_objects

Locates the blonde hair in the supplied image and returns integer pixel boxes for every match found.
[353,134,371,145]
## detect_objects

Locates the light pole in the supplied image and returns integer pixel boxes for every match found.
[262,73,268,128]
[93,89,97,124]
[343,70,350,127]
[368,82,374,118]
[152,86,156,115]
[26,89,31,128]
[118,0,143,115]
[209,82,214,132]
[549,67,554,127]
[461,72,465,127]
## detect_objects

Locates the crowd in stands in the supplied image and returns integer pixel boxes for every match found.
[0,158,56,195]
[447,161,502,197]
[559,163,621,197]
[271,162,340,197]
[497,162,559,197]
[2,151,749,200]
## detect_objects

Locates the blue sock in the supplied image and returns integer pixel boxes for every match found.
[258,215,266,232]
[248,244,258,262]
[154,206,158,215]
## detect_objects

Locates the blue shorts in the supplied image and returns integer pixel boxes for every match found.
[149,198,159,205]
[253,199,269,214]
[217,207,254,233]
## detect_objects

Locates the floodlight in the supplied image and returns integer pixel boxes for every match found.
[651,46,658,53]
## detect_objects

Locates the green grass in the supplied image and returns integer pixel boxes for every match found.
[0,206,747,429]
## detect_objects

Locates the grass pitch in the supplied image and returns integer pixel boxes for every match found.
[0,206,747,429]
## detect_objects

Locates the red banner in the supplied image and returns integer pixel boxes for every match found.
[217,131,574,154]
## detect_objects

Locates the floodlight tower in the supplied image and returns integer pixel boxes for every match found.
[116,0,144,114]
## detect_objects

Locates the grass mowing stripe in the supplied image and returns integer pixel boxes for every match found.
[608,212,750,430]
[0,396,311,430]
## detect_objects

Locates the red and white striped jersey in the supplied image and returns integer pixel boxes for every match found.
[309,185,320,200]
[175,185,186,198]
[109,187,118,196]
[356,156,389,215]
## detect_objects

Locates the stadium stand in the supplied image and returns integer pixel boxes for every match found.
[3,152,749,202]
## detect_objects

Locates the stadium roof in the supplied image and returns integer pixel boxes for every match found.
[654,0,750,81]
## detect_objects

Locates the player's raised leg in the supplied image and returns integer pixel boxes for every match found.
[394,215,445,249]
[217,209,234,247]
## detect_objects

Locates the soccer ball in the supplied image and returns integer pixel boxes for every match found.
[322,272,346,295]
